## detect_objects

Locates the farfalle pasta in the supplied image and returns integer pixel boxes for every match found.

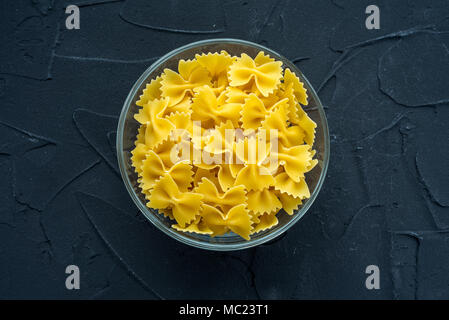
[131,50,318,240]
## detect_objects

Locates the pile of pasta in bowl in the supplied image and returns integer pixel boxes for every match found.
[131,50,317,240]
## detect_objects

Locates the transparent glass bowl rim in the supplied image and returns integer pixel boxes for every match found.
[117,38,330,251]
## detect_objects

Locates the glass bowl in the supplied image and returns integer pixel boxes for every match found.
[117,38,330,251]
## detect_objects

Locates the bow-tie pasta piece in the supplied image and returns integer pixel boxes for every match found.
[202,204,253,240]
[166,111,192,136]
[277,190,303,215]
[261,99,304,147]
[163,96,192,117]
[195,162,236,192]
[136,76,162,107]
[224,87,249,104]
[283,68,308,106]
[272,109,304,146]
[130,50,319,240]
[134,98,175,148]
[195,177,246,213]
[195,50,236,78]
[270,145,315,182]
[131,143,149,175]
[254,51,275,66]
[233,136,274,191]
[234,134,270,166]
[202,120,236,156]
[278,70,317,144]
[245,81,281,109]
[241,94,269,130]
[191,85,242,127]
[274,172,310,199]
[247,188,282,215]
[152,137,183,168]
[148,173,203,227]
[228,53,283,97]
[234,164,275,191]
[297,105,317,145]
[279,83,301,125]
[140,150,193,191]
[160,59,212,106]
[251,211,279,234]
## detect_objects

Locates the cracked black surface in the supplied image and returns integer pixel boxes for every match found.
[0,0,448,299]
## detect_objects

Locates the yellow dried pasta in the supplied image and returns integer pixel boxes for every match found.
[131,50,318,240]
[228,53,282,97]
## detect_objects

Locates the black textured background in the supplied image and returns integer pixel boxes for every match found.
[1,0,449,299]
